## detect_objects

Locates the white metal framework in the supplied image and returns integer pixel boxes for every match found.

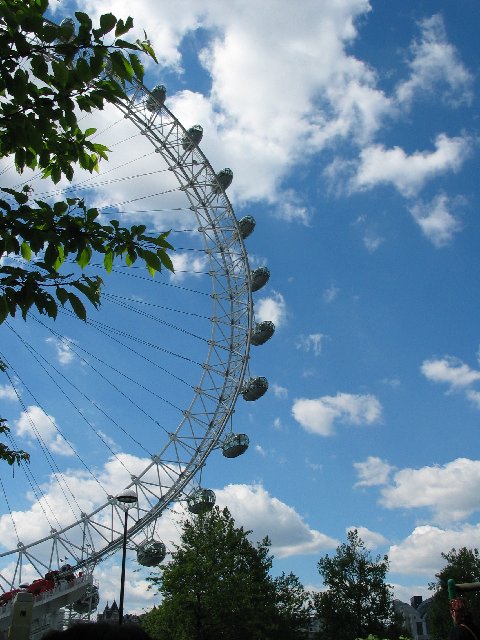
[0,79,261,596]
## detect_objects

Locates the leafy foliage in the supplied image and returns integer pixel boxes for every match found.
[0,359,29,466]
[0,418,29,466]
[427,547,480,640]
[0,0,173,324]
[314,530,403,640]
[273,571,313,640]
[143,506,312,640]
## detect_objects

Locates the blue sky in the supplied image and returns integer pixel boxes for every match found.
[1,0,479,615]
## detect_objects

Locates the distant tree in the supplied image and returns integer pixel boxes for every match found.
[143,506,311,640]
[314,530,403,640]
[0,0,174,325]
[427,547,480,640]
[273,571,313,639]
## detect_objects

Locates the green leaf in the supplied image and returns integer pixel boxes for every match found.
[77,246,92,269]
[15,148,26,172]
[52,60,69,88]
[104,249,114,274]
[44,243,59,268]
[125,250,137,266]
[56,287,69,306]
[115,16,134,37]
[0,296,8,324]
[99,13,117,35]
[68,292,86,321]
[53,201,68,215]
[53,244,65,270]
[143,250,162,273]
[20,242,31,262]
[75,56,92,82]
[75,11,92,29]
[159,250,174,273]
[128,53,144,81]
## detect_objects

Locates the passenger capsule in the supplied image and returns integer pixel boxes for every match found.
[222,433,249,458]
[146,84,166,112]
[251,321,275,346]
[212,168,233,194]
[73,584,100,614]
[187,488,216,514]
[237,216,256,240]
[250,266,270,292]
[137,540,166,567]
[182,125,203,151]
[242,377,268,401]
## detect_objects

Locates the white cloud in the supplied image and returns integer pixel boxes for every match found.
[296,333,327,357]
[70,0,395,215]
[272,384,288,399]
[409,194,462,247]
[273,417,282,430]
[388,523,480,576]
[347,525,388,550]
[352,134,471,197]
[14,405,73,457]
[380,458,480,524]
[46,336,76,365]
[396,15,473,108]
[255,291,287,327]
[216,484,338,557]
[391,582,431,603]
[291,392,382,436]
[466,389,480,409]
[275,190,311,225]
[421,356,480,389]
[170,251,208,282]
[363,233,384,252]
[354,456,394,487]
[323,285,339,304]
[0,384,17,400]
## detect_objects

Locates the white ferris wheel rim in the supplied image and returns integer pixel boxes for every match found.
[0,79,256,588]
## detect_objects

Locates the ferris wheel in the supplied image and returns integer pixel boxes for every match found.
[0,76,274,620]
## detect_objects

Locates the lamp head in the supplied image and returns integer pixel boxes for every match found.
[116,489,138,505]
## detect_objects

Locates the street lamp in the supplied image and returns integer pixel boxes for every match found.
[116,489,138,625]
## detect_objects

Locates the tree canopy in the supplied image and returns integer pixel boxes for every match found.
[314,529,403,640]
[142,506,312,640]
[427,546,480,640]
[0,0,174,465]
[0,0,174,325]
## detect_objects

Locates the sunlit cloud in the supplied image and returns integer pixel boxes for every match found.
[395,15,473,108]
[352,134,471,197]
[388,523,480,575]
[0,384,17,401]
[295,333,327,357]
[421,356,480,407]
[410,194,462,247]
[216,484,338,557]
[272,383,288,399]
[292,393,382,436]
[354,456,394,487]
[46,336,77,365]
[14,405,74,457]
[347,525,388,550]
[255,291,287,327]
[380,458,480,524]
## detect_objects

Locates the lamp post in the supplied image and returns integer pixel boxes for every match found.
[116,489,138,625]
